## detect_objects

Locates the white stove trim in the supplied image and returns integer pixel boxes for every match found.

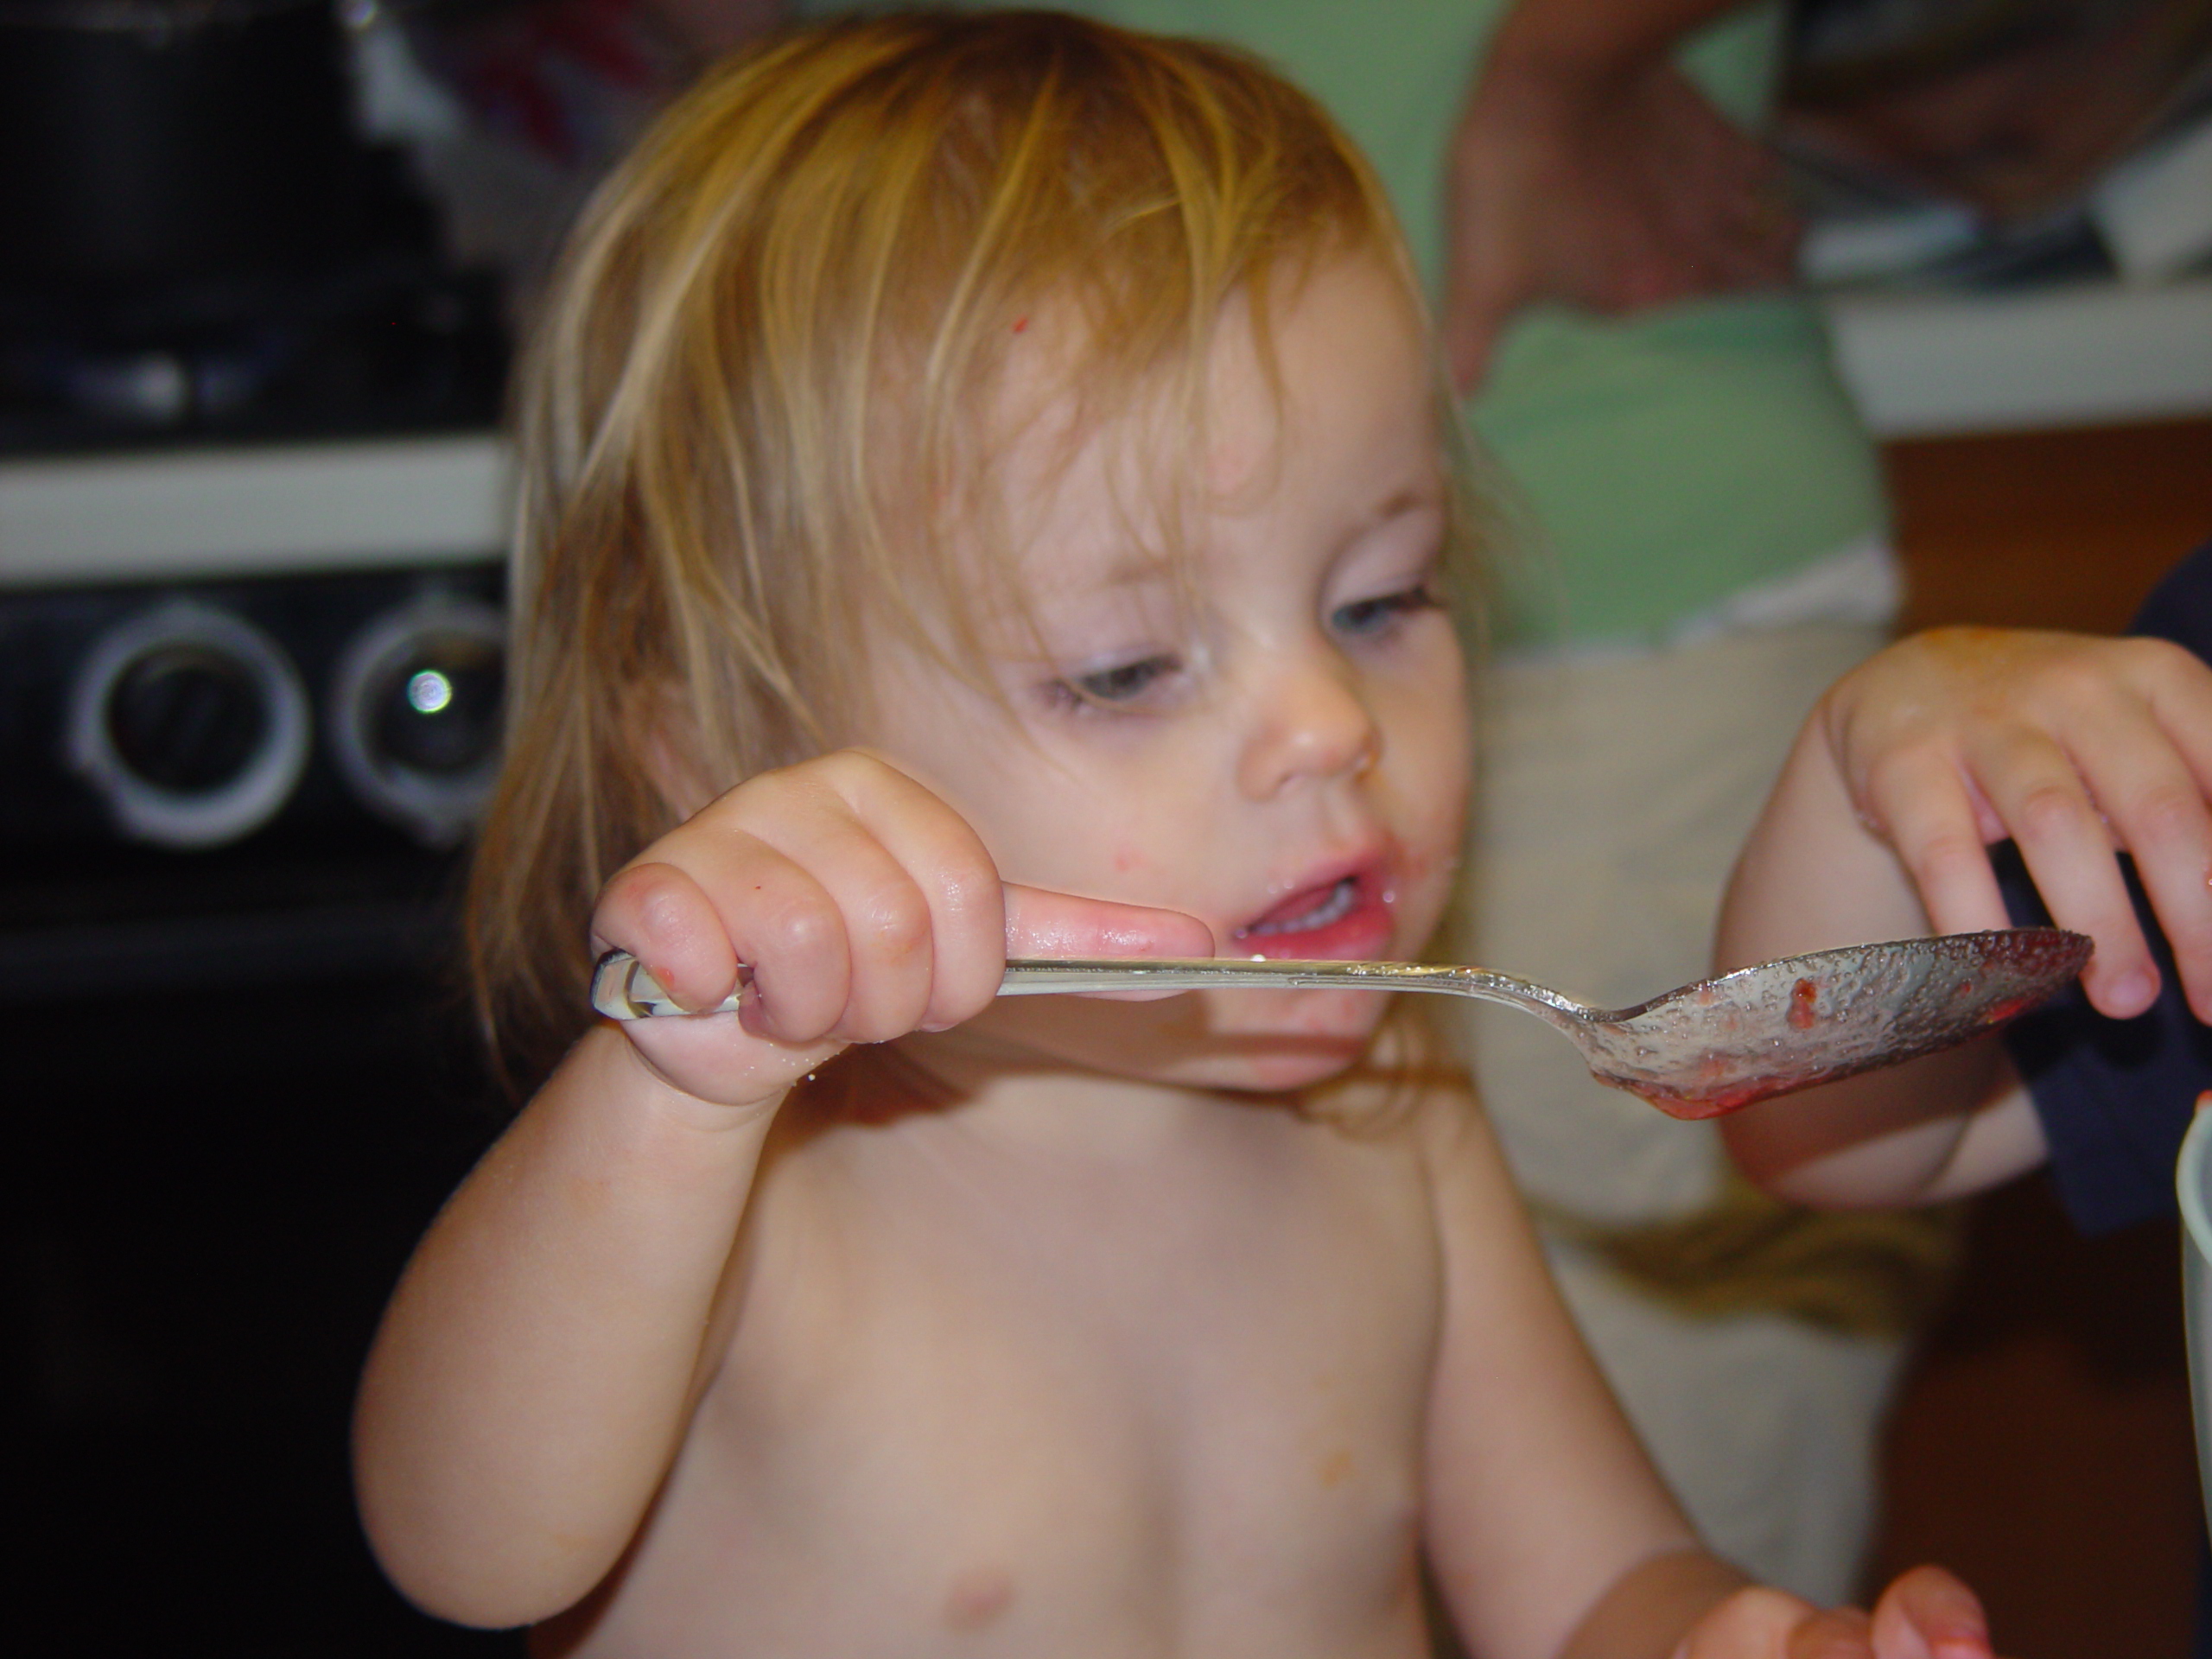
[6,283,2209,590]
[0,433,512,588]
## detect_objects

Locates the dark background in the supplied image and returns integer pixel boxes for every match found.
[4,960,524,1653]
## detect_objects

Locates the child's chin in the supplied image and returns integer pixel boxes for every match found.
[1208,986,1393,1039]
[1173,991,1391,1090]
[1211,1046,1371,1094]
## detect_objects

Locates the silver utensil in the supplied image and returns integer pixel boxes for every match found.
[589,927,2089,1119]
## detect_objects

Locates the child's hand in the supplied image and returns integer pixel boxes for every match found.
[1676,1564,1996,1659]
[590,749,1213,1109]
[1817,627,2212,1022]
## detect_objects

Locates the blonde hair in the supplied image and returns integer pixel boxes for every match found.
[469,8,1430,1090]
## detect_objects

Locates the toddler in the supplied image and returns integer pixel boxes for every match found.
[353,15,1993,1656]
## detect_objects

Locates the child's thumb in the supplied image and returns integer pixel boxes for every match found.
[1001,884,1215,976]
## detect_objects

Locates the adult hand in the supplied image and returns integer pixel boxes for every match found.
[638,0,785,61]
[1442,51,1799,391]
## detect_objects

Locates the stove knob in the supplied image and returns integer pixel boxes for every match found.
[67,601,311,849]
[329,595,505,848]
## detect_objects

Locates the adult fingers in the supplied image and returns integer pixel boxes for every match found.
[1708,188,1802,289]
[1440,239,1526,394]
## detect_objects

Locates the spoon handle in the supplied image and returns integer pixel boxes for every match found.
[588,950,1575,1021]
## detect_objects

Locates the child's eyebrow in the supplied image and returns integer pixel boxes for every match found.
[1325,485,1449,560]
[1358,486,1443,529]
[1039,543,1181,596]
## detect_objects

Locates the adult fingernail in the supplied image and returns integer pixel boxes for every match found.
[2107,965,2158,1014]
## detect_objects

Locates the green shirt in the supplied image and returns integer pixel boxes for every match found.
[795,0,1888,643]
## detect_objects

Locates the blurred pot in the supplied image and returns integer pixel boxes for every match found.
[0,0,359,287]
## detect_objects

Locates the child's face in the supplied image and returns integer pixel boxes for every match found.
[865,253,1470,1092]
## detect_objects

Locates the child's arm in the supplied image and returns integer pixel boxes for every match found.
[351,750,1208,1627]
[1414,1083,1996,1657]
[1716,627,2212,1208]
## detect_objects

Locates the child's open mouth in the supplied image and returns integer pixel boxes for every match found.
[1230,870,1393,960]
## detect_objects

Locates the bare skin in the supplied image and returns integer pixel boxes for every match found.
[487,1024,1681,1657]
[354,259,1996,1658]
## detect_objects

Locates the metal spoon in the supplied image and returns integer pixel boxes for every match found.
[589,927,2089,1119]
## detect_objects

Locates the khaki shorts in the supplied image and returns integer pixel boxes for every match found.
[1459,619,1927,1602]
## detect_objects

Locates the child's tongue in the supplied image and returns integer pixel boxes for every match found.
[1241,876,1352,939]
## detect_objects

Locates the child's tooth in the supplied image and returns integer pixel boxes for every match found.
[1280,877,1353,932]
[1247,876,1356,937]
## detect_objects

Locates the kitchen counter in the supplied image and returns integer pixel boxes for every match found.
[1823,275,2212,439]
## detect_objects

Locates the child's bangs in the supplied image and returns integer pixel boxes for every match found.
[810,12,1415,697]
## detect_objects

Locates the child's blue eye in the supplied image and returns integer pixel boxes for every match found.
[1331,587,1440,639]
[1058,654,1181,707]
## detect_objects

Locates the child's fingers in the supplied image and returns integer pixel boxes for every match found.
[2123,634,2212,792]
[654,752,998,1045]
[1958,721,2161,1018]
[741,813,947,1045]
[2052,703,2212,1022]
[2113,641,2212,1022]
[1783,1607,1875,1659]
[1866,1564,1992,1659]
[609,832,861,1043]
[792,754,1009,1036]
[592,858,749,1017]
[1853,739,2013,938]
[1668,1585,1821,1657]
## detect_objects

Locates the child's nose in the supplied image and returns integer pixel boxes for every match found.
[1234,652,1381,801]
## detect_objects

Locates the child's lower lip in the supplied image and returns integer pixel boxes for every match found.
[1231,874,1395,961]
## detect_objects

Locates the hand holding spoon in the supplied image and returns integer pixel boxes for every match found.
[589,927,2088,1118]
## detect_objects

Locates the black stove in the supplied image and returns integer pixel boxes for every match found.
[0,211,512,1001]
[1,10,528,1643]
[0,247,506,455]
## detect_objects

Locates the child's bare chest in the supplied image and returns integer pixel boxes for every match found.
[582,1105,1442,1656]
